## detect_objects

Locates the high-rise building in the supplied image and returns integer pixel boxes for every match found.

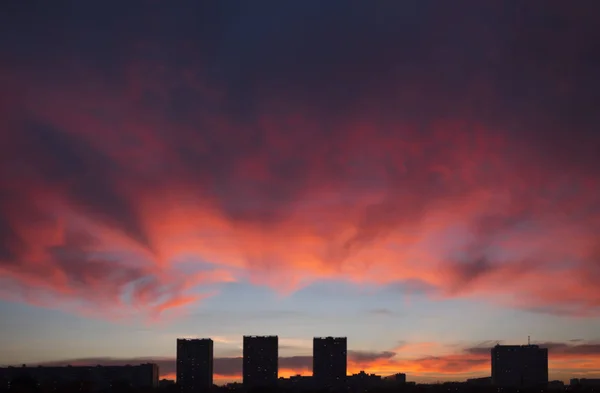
[243,336,278,388]
[313,337,347,388]
[491,344,548,387]
[177,339,213,392]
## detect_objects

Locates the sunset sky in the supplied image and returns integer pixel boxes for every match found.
[1,0,600,385]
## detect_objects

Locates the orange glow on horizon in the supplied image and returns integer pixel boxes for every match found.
[156,350,600,384]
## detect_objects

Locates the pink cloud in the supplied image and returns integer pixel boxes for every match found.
[1,2,599,319]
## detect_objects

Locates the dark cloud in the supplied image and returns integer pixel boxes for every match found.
[463,341,600,357]
[521,305,589,317]
[349,351,396,363]
[27,356,312,378]
[279,356,313,371]
[415,355,488,373]
[214,358,242,376]
[0,189,51,265]
[25,353,391,376]
[538,342,600,356]
[5,0,598,134]
[449,258,496,288]
[250,310,306,320]
[464,347,495,357]
[17,122,150,249]
[366,308,394,316]
[0,218,19,263]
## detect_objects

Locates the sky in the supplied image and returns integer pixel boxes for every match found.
[1,0,600,385]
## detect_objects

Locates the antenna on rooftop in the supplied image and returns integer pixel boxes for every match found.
[528,335,531,345]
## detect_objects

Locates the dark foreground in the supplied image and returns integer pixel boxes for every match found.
[2,377,598,393]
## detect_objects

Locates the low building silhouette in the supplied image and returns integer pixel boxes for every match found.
[466,376,491,386]
[548,380,565,389]
[348,371,383,391]
[278,375,314,390]
[571,378,600,387]
[159,378,176,389]
[383,373,407,385]
[0,363,158,392]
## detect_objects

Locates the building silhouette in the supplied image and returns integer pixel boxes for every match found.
[0,363,158,391]
[466,376,491,386]
[384,373,407,385]
[177,338,213,392]
[491,344,548,387]
[348,371,383,391]
[313,337,347,388]
[243,335,278,388]
[571,379,600,387]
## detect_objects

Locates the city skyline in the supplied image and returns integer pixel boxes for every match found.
[0,334,594,385]
[1,339,555,387]
[1,0,600,387]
